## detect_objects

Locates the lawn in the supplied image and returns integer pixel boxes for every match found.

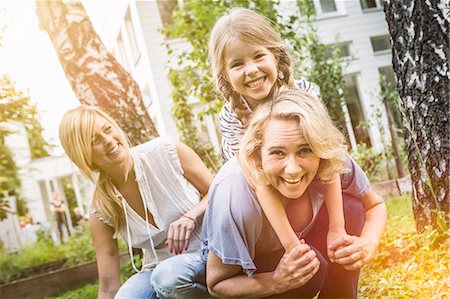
[48,194,449,298]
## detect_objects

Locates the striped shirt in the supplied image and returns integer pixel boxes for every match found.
[219,79,318,161]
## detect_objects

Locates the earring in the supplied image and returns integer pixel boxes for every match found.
[277,70,285,80]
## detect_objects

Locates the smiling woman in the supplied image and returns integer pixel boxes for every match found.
[58,105,213,299]
[199,88,387,298]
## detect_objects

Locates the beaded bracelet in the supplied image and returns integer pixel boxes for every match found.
[181,214,198,226]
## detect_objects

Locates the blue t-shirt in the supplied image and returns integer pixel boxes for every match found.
[202,156,370,277]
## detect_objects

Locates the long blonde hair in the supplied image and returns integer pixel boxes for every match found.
[209,7,294,126]
[239,88,348,186]
[59,105,131,236]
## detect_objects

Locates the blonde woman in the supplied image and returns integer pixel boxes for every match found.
[203,89,387,298]
[59,106,212,299]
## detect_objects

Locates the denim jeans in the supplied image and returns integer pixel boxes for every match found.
[114,269,157,299]
[151,251,212,299]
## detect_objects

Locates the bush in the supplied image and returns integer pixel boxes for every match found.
[351,143,384,181]
[0,227,96,284]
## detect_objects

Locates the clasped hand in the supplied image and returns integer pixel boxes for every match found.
[327,235,376,270]
[273,242,320,293]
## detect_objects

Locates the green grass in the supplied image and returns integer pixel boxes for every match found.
[47,194,450,298]
[359,194,450,298]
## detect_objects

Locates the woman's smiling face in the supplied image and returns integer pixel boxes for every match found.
[261,118,320,199]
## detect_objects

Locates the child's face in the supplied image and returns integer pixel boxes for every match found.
[223,38,278,109]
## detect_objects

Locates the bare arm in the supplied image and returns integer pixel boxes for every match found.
[329,187,387,270]
[207,244,320,298]
[255,184,300,253]
[323,174,347,261]
[166,141,213,254]
[89,216,121,299]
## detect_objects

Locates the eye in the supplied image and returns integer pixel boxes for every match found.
[254,53,265,59]
[104,126,112,134]
[92,136,100,146]
[270,150,285,157]
[231,62,243,69]
[297,147,312,156]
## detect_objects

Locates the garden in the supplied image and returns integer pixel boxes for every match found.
[1,194,448,298]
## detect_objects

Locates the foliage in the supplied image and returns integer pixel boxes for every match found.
[350,143,384,182]
[0,74,51,159]
[0,227,95,284]
[359,195,450,298]
[0,75,51,218]
[0,131,20,194]
[162,0,348,166]
[44,283,98,299]
[43,254,139,299]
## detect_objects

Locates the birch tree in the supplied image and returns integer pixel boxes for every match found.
[384,0,449,232]
[35,0,158,145]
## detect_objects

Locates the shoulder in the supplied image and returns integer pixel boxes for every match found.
[131,136,173,153]
[131,136,182,173]
[219,102,241,125]
[209,158,261,217]
[294,79,319,97]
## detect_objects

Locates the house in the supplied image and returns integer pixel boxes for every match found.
[1,121,93,249]
[83,0,395,153]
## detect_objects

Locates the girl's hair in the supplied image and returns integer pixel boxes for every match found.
[239,88,348,186]
[209,7,294,126]
[59,105,131,236]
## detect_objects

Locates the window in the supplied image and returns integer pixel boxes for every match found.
[360,0,383,10]
[344,75,371,146]
[117,32,130,71]
[313,0,345,17]
[125,8,140,63]
[370,34,391,53]
[157,0,179,27]
[318,0,337,13]
[324,42,352,60]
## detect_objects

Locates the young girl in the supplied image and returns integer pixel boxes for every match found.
[209,7,347,259]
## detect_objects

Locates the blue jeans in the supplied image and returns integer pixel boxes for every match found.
[114,269,157,299]
[151,251,212,299]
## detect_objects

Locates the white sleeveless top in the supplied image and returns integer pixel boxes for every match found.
[92,136,203,270]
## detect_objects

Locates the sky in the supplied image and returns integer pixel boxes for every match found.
[0,1,80,155]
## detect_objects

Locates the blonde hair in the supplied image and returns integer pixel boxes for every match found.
[239,88,348,186]
[209,7,294,126]
[59,105,130,236]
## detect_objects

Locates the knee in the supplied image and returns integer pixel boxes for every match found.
[151,253,205,299]
[151,259,181,298]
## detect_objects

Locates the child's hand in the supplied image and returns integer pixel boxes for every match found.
[326,229,348,262]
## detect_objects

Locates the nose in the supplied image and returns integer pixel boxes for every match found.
[284,155,301,176]
[102,133,114,146]
[244,61,258,76]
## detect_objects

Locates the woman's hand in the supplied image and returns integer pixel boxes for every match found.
[328,235,377,271]
[326,229,348,262]
[272,243,320,293]
[166,215,196,255]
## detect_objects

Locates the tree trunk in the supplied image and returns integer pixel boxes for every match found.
[384,0,449,232]
[35,0,158,145]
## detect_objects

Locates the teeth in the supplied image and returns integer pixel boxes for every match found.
[282,177,301,185]
[247,77,265,87]
[108,144,119,155]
